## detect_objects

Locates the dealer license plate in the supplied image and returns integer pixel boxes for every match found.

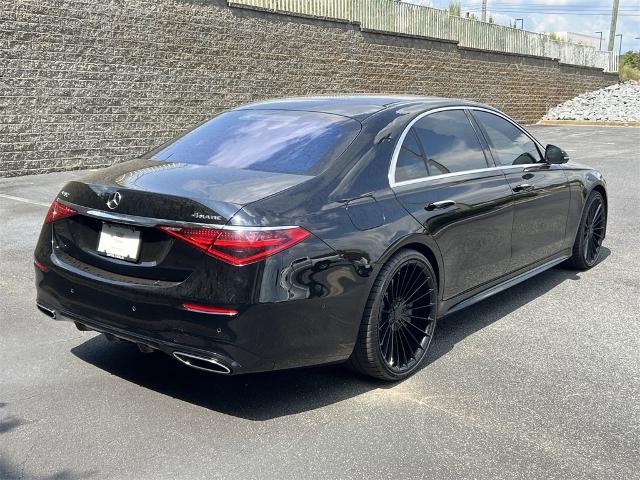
[97,223,141,262]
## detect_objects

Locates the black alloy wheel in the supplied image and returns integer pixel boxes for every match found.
[582,195,606,265]
[349,250,437,381]
[566,191,607,269]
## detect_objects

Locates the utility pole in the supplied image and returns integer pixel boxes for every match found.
[481,0,487,22]
[607,0,620,51]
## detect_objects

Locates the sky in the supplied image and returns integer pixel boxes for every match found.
[404,0,640,52]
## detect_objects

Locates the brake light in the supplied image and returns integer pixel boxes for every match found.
[44,200,77,224]
[158,226,311,266]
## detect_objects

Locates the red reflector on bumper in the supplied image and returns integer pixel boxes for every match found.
[182,303,238,316]
[34,258,46,271]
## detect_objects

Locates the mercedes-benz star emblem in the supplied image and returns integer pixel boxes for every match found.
[106,192,122,210]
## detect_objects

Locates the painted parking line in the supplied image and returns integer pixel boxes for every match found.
[0,193,50,208]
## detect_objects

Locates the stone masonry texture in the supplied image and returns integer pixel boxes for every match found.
[1,0,619,177]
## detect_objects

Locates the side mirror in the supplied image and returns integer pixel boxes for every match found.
[545,144,569,164]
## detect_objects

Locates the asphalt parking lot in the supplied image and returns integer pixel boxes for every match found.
[1,125,638,480]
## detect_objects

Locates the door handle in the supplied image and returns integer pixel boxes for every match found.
[425,200,456,211]
[513,183,534,192]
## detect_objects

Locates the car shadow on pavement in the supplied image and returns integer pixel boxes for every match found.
[71,249,609,421]
[424,248,609,369]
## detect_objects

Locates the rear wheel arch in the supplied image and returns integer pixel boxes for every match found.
[400,243,440,291]
[377,236,443,299]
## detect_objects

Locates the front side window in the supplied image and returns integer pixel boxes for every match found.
[474,111,542,166]
[149,110,361,175]
[411,110,489,176]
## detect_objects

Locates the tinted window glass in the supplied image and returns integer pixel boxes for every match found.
[395,129,428,182]
[412,110,488,175]
[474,111,542,166]
[149,110,361,175]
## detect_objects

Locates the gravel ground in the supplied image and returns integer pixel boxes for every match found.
[544,81,640,121]
[0,125,639,480]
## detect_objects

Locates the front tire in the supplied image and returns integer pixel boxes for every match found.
[349,249,437,381]
[565,190,606,270]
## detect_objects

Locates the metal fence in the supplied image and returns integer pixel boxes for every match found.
[229,0,619,72]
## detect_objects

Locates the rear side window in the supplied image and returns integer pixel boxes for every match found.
[411,110,489,176]
[395,129,428,182]
[149,110,361,175]
[474,111,542,166]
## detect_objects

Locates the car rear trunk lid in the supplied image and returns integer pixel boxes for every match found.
[51,158,312,281]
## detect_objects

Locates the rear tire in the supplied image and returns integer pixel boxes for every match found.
[565,191,606,270]
[349,249,438,381]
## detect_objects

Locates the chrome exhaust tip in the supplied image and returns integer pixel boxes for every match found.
[172,352,232,374]
[36,303,56,319]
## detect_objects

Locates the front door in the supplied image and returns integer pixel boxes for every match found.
[391,109,514,300]
[471,110,571,271]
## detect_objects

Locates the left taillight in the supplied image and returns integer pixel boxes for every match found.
[44,200,77,224]
[157,225,311,266]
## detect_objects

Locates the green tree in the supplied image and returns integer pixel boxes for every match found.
[620,50,640,81]
[448,1,461,16]
[620,50,640,69]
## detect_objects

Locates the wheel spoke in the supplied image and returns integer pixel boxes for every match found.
[392,329,398,366]
[404,289,433,305]
[403,266,424,298]
[399,328,417,362]
[409,303,435,311]
[402,277,429,301]
[592,204,602,223]
[405,320,428,334]
[397,264,411,299]
[384,328,393,364]
[401,323,422,347]
[397,329,409,367]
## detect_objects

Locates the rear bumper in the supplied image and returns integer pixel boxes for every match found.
[34,246,373,374]
[36,300,238,373]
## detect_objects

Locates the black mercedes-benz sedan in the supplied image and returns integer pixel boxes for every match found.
[34,96,607,380]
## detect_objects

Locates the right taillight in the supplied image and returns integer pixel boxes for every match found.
[157,225,311,266]
[44,200,77,224]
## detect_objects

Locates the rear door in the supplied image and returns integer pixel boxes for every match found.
[391,108,514,300]
[470,110,571,271]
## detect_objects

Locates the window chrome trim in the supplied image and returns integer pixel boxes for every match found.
[388,105,545,188]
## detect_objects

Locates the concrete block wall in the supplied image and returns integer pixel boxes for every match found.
[0,0,618,177]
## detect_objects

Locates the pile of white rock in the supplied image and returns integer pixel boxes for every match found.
[544,80,640,122]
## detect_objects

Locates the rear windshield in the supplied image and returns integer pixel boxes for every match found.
[149,110,361,175]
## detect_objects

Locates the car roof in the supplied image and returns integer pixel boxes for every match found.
[233,95,491,121]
